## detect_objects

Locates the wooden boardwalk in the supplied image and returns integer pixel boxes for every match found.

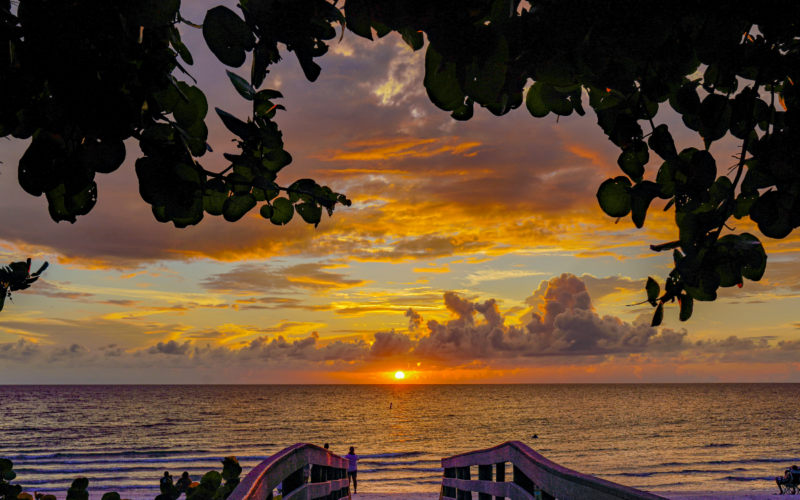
[227,441,679,500]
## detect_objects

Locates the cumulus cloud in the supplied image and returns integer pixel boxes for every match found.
[414,274,690,362]
[1,274,797,380]
[405,307,424,332]
[146,340,192,356]
[0,338,41,360]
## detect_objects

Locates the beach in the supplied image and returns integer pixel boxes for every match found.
[351,493,780,500]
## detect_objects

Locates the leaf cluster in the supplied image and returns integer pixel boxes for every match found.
[0,259,48,313]
[4,0,800,321]
[322,0,794,323]
[2,0,349,228]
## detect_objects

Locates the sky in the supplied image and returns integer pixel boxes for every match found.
[1,2,799,384]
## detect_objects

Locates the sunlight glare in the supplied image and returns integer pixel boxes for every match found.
[395,371,405,380]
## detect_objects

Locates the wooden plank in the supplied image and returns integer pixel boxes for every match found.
[494,462,505,500]
[442,441,671,500]
[442,478,533,500]
[229,444,351,500]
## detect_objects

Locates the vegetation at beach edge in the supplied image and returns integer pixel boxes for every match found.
[0,457,242,500]
[0,259,48,313]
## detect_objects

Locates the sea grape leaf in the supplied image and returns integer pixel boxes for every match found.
[646,277,660,303]
[203,6,255,68]
[596,177,632,218]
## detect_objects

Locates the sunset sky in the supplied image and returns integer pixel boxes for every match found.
[1,1,799,384]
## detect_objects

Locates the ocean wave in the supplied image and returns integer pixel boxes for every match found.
[658,457,800,467]
[15,456,270,466]
[723,475,775,482]
[358,460,440,466]
[359,452,424,459]
[704,443,736,448]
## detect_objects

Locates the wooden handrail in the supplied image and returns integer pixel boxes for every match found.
[441,441,668,500]
[228,444,351,500]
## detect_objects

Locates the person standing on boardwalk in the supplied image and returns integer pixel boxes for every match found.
[344,446,359,494]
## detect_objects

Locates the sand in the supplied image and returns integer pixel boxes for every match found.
[350,490,781,500]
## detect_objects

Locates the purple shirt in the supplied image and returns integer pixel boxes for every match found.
[344,453,359,472]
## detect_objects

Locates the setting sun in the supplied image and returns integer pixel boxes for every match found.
[395,371,405,380]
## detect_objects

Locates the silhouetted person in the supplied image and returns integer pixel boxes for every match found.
[324,443,329,450]
[176,472,192,497]
[776,467,794,494]
[344,446,359,494]
[160,471,174,495]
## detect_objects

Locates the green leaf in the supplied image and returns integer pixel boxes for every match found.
[120,0,179,28]
[102,493,121,500]
[343,0,373,40]
[739,233,767,281]
[3,470,16,481]
[400,27,424,51]
[262,149,292,172]
[699,93,731,143]
[617,141,649,181]
[540,84,573,116]
[423,45,466,112]
[463,36,508,106]
[525,82,550,118]
[648,124,678,161]
[0,458,12,472]
[203,189,227,216]
[646,277,660,303]
[270,197,294,225]
[749,191,793,239]
[450,98,474,121]
[201,471,223,490]
[679,295,693,321]
[78,139,126,174]
[630,181,661,228]
[223,193,256,222]
[296,202,323,227]
[141,123,175,142]
[169,27,193,65]
[226,70,256,100]
[216,108,256,140]
[260,204,274,219]
[203,6,255,68]
[596,177,632,218]
[651,302,664,327]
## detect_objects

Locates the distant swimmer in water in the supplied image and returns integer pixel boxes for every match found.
[389,402,393,409]
[532,434,538,439]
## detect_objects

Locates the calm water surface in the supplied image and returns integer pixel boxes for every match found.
[1,385,797,498]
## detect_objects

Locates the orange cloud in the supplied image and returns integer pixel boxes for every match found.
[320,137,481,162]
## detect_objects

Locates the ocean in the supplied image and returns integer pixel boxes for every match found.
[1,385,797,498]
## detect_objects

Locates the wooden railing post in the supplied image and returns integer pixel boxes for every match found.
[283,468,305,497]
[456,467,471,500]
[494,462,505,500]
[443,467,457,499]
[513,465,535,496]
[478,465,492,500]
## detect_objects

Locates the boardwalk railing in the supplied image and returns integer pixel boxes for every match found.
[441,441,669,500]
[229,444,350,500]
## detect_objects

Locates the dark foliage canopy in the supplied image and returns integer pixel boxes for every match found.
[2,0,799,323]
